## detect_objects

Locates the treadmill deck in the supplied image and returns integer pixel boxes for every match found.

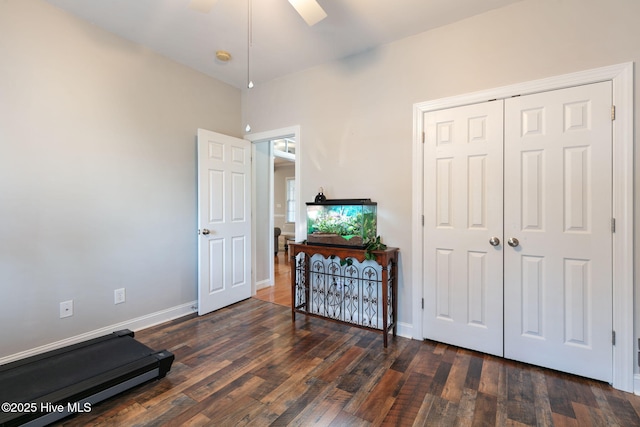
[0,330,174,427]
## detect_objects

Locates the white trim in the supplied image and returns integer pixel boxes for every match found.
[0,301,197,366]
[634,374,640,395]
[412,62,634,392]
[412,99,425,342]
[285,176,296,223]
[274,149,296,161]
[611,63,634,393]
[247,126,301,297]
[396,322,413,340]
[255,278,272,291]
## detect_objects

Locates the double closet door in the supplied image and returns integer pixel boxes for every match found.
[422,81,613,382]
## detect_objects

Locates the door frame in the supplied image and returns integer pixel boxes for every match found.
[246,125,302,295]
[412,62,634,392]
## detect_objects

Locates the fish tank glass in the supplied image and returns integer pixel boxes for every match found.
[306,199,377,248]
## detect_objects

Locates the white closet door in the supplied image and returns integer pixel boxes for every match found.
[503,81,613,382]
[423,100,505,357]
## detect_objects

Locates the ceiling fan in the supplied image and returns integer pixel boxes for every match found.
[189,0,327,26]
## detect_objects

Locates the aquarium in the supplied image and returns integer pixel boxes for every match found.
[306,199,377,248]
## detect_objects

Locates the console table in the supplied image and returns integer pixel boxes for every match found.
[289,243,399,347]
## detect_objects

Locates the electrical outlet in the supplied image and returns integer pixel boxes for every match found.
[114,288,126,305]
[60,300,73,318]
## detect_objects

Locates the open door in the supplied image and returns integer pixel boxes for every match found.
[197,129,252,315]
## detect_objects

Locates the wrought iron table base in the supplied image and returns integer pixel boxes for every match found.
[289,243,399,347]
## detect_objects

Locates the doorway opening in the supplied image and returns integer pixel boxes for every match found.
[273,137,296,256]
[247,126,301,297]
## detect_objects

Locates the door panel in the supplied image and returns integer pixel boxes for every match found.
[208,238,224,293]
[504,82,612,382]
[198,129,252,315]
[423,100,505,357]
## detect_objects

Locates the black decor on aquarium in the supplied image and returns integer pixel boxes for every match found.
[306,199,377,248]
[314,187,327,203]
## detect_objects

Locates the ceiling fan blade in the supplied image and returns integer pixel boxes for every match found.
[189,0,219,14]
[287,0,327,26]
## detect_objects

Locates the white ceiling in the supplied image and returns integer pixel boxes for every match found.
[45,0,523,89]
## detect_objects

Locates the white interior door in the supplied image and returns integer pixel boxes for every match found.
[503,82,613,382]
[423,100,505,357]
[197,129,252,315]
[422,82,613,382]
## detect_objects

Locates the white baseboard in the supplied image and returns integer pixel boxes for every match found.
[255,279,273,291]
[0,301,197,366]
[634,374,640,395]
[1,302,415,367]
[396,321,413,340]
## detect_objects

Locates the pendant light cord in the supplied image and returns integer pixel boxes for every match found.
[245,0,254,132]
[247,0,253,88]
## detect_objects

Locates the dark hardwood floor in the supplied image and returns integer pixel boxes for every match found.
[57,251,640,426]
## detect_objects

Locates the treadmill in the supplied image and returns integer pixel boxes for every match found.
[0,330,174,427]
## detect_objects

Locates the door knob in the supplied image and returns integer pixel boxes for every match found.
[489,237,500,246]
[507,237,519,247]
[201,229,211,235]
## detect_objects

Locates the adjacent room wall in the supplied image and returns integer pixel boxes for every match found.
[274,162,295,247]
[253,141,272,288]
[242,0,639,345]
[0,0,241,358]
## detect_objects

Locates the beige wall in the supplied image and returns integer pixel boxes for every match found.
[243,0,640,343]
[0,1,241,357]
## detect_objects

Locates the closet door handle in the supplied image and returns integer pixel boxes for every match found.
[489,237,500,246]
[507,237,519,247]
